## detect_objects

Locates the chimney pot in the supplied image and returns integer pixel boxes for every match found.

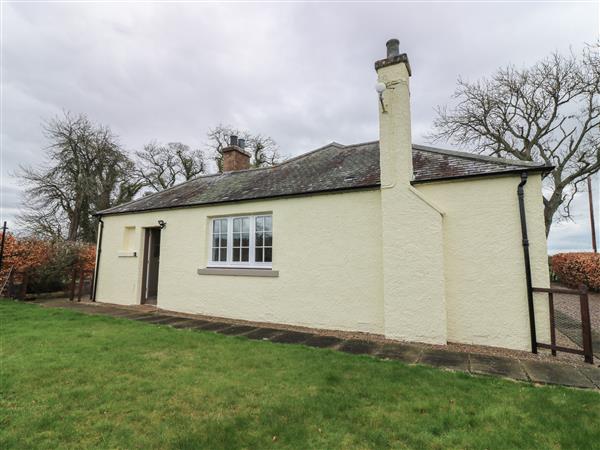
[386,39,400,58]
[222,135,250,172]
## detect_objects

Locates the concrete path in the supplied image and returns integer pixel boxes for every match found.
[32,299,600,390]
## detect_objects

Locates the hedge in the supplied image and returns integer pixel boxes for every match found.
[0,234,96,294]
[551,252,600,292]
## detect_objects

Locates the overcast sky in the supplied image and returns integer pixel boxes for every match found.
[1,1,598,252]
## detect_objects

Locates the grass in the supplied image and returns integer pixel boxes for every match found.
[1,300,599,450]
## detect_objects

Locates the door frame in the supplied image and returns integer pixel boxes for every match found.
[140,227,161,305]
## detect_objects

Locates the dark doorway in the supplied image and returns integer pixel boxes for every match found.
[141,228,161,305]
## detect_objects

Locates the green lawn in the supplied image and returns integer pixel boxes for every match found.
[1,300,599,450]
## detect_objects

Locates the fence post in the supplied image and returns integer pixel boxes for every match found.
[548,292,556,356]
[19,272,28,300]
[77,268,85,302]
[69,268,77,301]
[579,284,594,364]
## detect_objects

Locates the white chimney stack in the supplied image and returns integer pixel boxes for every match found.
[374,39,413,186]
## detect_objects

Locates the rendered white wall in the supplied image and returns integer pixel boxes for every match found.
[96,190,386,335]
[416,174,551,351]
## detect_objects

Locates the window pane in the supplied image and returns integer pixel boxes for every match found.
[212,215,271,265]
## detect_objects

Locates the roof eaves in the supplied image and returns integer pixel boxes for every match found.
[95,171,229,215]
[97,183,381,217]
[411,165,554,185]
[412,144,547,169]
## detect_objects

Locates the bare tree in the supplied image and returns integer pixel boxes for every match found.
[16,112,139,242]
[207,124,283,172]
[430,45,600,235]
[134,142,205,192]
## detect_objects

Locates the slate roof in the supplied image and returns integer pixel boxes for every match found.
[98,142,550,215]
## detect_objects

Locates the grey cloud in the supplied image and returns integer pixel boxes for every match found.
[2,2,598,252]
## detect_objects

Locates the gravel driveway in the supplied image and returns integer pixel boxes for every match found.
[552,283,599,358]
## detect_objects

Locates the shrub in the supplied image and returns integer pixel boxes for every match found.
[551,252,600,291]
[1,234,96,294]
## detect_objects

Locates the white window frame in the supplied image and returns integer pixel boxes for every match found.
[208,214,272,269]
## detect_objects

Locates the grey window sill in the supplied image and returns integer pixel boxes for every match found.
[118,251,137,257]
[197,268,279,277]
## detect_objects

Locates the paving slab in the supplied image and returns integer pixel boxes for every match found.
[169,319,210,329]
[194,322,233,332]
[304,335,343,349]
[377,343,422,364]
[469,353,528,381]
[419,349,469,371]
[103,310,150,318]
[269,331,313,344]
[578,365,600,388]
[134,315,175,323]
[151,316,190,325]
[338,339,379,355]
[63,306,105,315]
[218,325,257,336]
[521,360,595,389]
[127,314,162,322]
[244,328,284,340]
[56,303,97,311]
[100,311,153,319]
[69,306,118,315]
[116,312,160,320]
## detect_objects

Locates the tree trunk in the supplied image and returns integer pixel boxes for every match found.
[67,212,79,241]
[543,190,564,237]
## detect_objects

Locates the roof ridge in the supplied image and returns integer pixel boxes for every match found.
[344,139,379,148]
[412,144,547,168]
[276,141,346,167]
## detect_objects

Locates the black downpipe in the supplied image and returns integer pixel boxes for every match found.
[517,172,537,353]
[91,217,104,302]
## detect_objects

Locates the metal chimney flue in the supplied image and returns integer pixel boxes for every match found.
[230,135,238,146]
[238,138,245,149]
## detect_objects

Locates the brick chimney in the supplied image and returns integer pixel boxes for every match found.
[222,135,251,172]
